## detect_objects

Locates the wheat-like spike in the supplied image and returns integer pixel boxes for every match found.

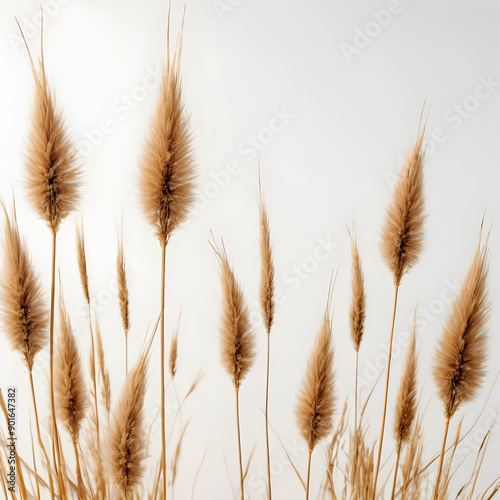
[54,292,88,443]
[138,28,196,247]
[17,23,82,233]
[348,226,366,352]
[0,200,48,372]
[380,120,427,286]
[393,310,418,451]
[211,238,257,390]
[76,221,90,304]
[95,320,111,415]
[433,232,491,421]
[117,232,130,335]
[107,351,149,499]
[169,322,179,379]
[296,289,336,452]
[258,177,275,334]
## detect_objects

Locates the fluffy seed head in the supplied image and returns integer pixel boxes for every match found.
[258,180,275,334]
[380,121,427,286]
[296,291,336,452]
[138,38,196,247]
[21,30,82,233]
[393,312,418,451]
[212,239,256,390]
[0,202,48,372]
[107,352,149,498]
[55,293,87,443]
[349,227,366,351]
[116,233,130,335]
[433,232,491,421]
[76,222,89,303]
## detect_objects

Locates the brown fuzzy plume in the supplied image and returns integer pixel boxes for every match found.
[393,312,418,451]
[258,179,275,334]
[76,221,89,303]
[107,351,149,498]
[348,227,366,351]
[55,293,87,443]
[116,233,130,335]
[95,320,111,415]
[0,201,48,372]
[433,231,491,421]
[296,290,336,452]
[169,321,179,379]
[211,239,256,390]
[380,120,427,286]
[19,24,82,233]
[138,33,196,247]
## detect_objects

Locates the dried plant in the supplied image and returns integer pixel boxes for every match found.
[0,201,48,372]
[258,173,276,499]
[107,348,149,499]
[432,228,491,498]
[211,236,256,500]
[296,284,336,499]
[373,113,427,499]
[392,311,418,498]
[137,11,196,496]
[117,230,130,374]
[348,224,366,433]
[55,292,88,495]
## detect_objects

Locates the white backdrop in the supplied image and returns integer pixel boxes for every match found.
[1,1,500,499]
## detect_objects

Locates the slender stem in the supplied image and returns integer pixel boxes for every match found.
[73,440,83,499]
[265,331,272,500]
[29,371,54,500]
[354,350,359,433]
[87,302,100,450]
[373,285,400,499]
[160,243,167,500]
[235,388,244,500]
[305,450,312,500]
[433,418,450,500]
[391,445,402,500]
[49,229,66,500]
[125,333,128,376]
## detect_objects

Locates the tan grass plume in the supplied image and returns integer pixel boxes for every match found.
[433,230,491,421]
[380,119,427,286]
[211,238,257,390]
[296,285,336,452]
[55,292,88,443]
[76,221,89,304]
[0,201,48,372]
[107,347,150,498]
[138,18,196,247]
[348,226,366,352]
[117,232,130,336]
[18,21,82,233]
[393,310,418,452]
[258,176,275,334]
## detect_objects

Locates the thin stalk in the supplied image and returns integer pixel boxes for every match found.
[73,440,83,499]
[433,418,450,500]
[29,371,54,500]
[305,450,312,500]
[354,350,359,432]
[87,302,100,450]
[391,445,402,500]
[29,424,40,500]
[49,229,66,499]
[235,388,244,500]
[265,331,272,500]
[373,285,400,499]
[160,243,167,500]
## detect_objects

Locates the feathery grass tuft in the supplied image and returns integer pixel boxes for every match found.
[433,233,491,421]
[380,119,427,287]
[107,348,149,499]
[348,227,366,353]
[54,293,88,443]
[211,238,257,390]
[0,201,48,372]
